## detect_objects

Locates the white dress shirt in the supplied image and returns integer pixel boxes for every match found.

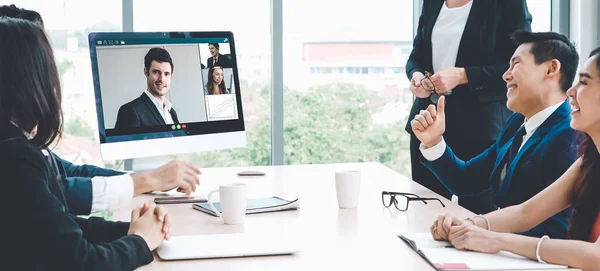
[431,0,473,73]
[144,90,174,125]
[421,102,564,161]
[90,174,134,213]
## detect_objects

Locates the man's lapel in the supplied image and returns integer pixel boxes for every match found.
[140,93,166,125]
[496,101,571,195]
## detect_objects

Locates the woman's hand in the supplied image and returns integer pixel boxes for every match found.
[430,67,468,94]
[411,72,433,98]
[430,213,465,241]
[449,224,505,254]
[128,202,170,251]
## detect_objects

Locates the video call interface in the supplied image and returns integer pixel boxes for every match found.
[91,33,243,143]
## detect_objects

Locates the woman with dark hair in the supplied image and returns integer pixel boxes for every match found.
[0,18,170,270]
[430,47,600,270]
[206,66,227,95]
[0,4,44,26]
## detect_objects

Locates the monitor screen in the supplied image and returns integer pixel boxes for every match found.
[88,31,246,161]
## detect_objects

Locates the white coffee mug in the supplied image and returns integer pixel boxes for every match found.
[208,183,247,225]
[335,171,361,209]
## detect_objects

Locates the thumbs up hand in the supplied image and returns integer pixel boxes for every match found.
[410,95,446,148]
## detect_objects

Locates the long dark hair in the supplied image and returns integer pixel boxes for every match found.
[206,67,227,95]
[0,18,62,148]
[0,4,44,27]
[567,47,600,241]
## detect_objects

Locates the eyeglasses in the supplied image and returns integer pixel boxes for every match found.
[381,191,445,211]
[420,71,452,104]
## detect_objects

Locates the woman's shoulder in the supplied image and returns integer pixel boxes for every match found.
[0,136,48,170]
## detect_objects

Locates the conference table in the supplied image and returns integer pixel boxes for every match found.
[112,162,576,271]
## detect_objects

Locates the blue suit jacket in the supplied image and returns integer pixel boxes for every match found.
[52,152,125,215]
[421,101,579,238]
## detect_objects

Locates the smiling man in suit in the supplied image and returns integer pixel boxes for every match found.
[410,30,580,238]
[115,47,180,129]
[207,43,232,68]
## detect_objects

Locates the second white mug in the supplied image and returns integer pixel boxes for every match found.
[208,183,247,225]
[335,171,361,209]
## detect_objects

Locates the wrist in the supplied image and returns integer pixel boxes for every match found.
[131,232,154,250]
[131,172,151,196]
[423,136,443,149]
[459,68,468,84]
[463,217,476,226]
[495,232,511,252]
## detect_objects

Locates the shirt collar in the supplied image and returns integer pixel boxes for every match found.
[144,90,172,112]
[523,102,563,134]
[10,121,34,140]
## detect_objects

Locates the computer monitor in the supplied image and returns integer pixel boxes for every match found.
[88,31,246,162]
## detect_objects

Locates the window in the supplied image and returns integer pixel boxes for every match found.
[133,0,271,167]
[392,67,405,74]
[369,67,385,74]
[346,67,359,74]
[12,0,123,169]
[527,0,552,32]
[283,0,413,176]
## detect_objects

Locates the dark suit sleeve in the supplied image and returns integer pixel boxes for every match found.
[61,176,93,215]
[60,156,124,177]
[4,146,153,270]
[115,104,140,129]
[75,216,130,243]
[223,54,233,68]
[463,0,532,96]
[405,1,428,81]
[58,156,126,215]
[420,143,497,196]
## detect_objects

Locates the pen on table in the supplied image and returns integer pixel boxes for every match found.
[439,245,454,248]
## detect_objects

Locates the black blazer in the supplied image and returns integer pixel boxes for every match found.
[0,122,153,270]
[115,93,179,129]
[207,53,232,68]
[406,0,532,141]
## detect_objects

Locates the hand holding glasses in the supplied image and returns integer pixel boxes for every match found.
[381,191,445,211]
[421,71,452,104]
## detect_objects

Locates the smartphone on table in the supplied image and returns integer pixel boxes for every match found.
[154,196,207,204]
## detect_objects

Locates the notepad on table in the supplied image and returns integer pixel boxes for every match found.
[193,196,299,217]
[399,232,568,270]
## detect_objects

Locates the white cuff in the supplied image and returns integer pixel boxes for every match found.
[91,174,134,213]
[419,138,447,161]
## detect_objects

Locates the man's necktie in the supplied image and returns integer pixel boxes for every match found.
[169,108,179,124]
[498,125,527,187]
[508,125,527,166]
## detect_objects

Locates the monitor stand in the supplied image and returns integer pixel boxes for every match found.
[124,156,170,172]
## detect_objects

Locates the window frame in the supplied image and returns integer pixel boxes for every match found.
[121,0,574,166]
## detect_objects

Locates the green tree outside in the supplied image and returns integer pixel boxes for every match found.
[178,82,411,177]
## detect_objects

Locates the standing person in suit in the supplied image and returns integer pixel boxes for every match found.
[115,47,180,129]
[207,43,232,68]
[0,17,169,270]
[206,66,228,95]
[429,48,600,271]
[406,0,532,202]
[411,30,580,238]
[0,4,202,216]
